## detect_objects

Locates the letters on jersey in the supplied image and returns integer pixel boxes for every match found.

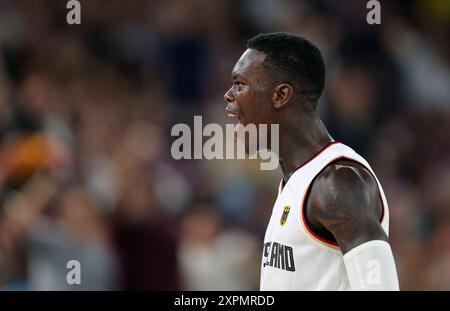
[260,142,390,291]
[262,242,295,271]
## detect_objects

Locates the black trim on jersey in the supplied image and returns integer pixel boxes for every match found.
[302,157,386,247]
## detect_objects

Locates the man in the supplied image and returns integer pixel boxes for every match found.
[224,32,399,291]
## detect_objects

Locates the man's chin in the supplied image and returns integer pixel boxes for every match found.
[233,122,265,156]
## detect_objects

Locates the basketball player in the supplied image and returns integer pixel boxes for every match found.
[224,33,399,290]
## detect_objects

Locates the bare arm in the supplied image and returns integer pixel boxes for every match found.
[307,160,399,290]
[307,160,386,253]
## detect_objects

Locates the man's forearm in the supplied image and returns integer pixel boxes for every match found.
[343,240,400,291]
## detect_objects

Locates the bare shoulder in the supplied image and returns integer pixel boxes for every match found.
[307,159,387,253]
[312,160,380,207]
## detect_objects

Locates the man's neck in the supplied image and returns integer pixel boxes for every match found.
[278,115,333,181]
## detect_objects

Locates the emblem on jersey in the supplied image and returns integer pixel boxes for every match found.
[280,206,291,226]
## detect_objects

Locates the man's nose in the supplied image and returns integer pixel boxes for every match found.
[224,88,234,103]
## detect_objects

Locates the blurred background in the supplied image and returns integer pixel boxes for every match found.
[0,0,449,290]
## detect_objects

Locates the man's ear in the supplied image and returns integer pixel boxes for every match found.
[272,84,293,109]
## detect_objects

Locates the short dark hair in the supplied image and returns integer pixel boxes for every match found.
[247,32,325,106]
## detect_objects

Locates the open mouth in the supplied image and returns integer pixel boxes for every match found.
[225,107,241,122]
[227,111,239,118]
[226,107,240,118]
[227,111,241,123]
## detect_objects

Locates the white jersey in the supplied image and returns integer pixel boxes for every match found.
[260,142,389,291]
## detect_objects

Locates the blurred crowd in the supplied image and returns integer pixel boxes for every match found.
[0,0,449,290]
